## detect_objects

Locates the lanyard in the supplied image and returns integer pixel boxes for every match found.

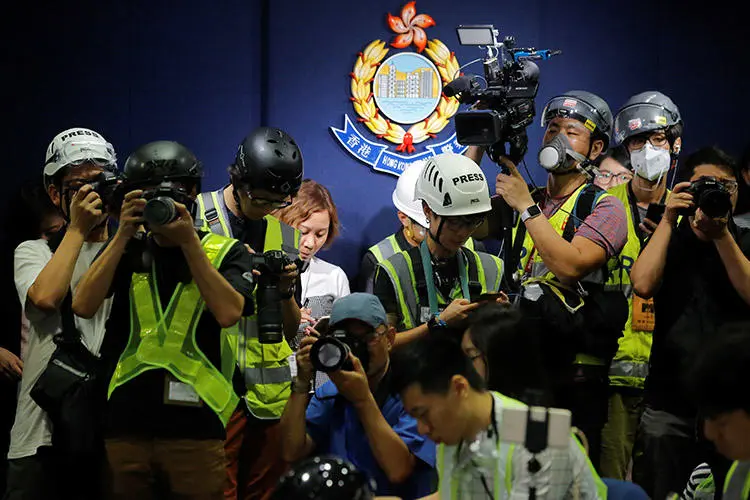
[420,240,470,316]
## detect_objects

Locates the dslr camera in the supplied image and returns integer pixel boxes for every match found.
[248,250,304,344]
[445,25,561,164]
[141,182,197,226]
[681,177,733,218]
[89,170,122,210]
[309,324,370,373]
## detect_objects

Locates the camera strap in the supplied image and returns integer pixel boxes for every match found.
[420,241,470,316]
[627,182,668,248]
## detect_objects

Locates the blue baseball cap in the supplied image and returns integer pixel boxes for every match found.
[330,293,387,329]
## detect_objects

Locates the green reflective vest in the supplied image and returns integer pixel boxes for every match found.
[724,461,750,500]
[108,232,240,426]
[196,189,300,419]
[604,183,673,389]
[376,246,503,331]
[436,392,607,499]
[512,183,622,367]
[368,232,476,263]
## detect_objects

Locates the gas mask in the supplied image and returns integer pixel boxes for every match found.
[538,134,588,173]
[630,142,671,182]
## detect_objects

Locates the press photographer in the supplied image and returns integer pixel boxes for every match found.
[629,146,750,500]
[466,89,628,471]
[195,126,303,499]
[4,127,117,500]
[279,293,436,500]
[73,140,255,499]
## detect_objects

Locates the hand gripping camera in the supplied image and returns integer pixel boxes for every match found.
[88,170,122,210]
[248,250,304,344]
[141,182,197,226]
[445,25,561,165]
[681,177,733,218]
[309,322,370,373]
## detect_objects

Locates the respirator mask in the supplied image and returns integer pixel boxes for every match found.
[537,133,589,173]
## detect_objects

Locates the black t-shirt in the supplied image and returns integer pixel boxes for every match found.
[646,221,750,417]
[99,231,255,440]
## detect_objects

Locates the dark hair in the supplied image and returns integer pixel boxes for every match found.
[390,334,486,396]
[595,144,631,169]
[470,305,553,405]
[676,146,738,184]
[4,178,61,246]
[687,322,750,418]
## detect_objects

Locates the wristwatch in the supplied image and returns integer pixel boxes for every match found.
[520,204,542,223]
[427,314,448,333]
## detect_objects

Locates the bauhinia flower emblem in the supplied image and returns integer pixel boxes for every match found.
[387,1,436,53]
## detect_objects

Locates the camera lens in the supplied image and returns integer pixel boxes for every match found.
[699,189,732,218]
[311,337,351,373]
[143,196,177,226]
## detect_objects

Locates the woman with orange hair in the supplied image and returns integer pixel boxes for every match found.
[273,179,350,345]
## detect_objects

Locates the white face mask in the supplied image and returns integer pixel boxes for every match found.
[630,143,671,181]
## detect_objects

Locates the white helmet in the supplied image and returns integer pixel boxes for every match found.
[44,127,117,188]
[392,161,430,227]
[414,153,491,217]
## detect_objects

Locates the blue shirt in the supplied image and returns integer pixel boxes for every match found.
[306,380,437,499]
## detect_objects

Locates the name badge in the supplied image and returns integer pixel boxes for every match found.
[632,295,655,332]
[420,306,445,324]
[163,373,203,407]
[288,353,298,378]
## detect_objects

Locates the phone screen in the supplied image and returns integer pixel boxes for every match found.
[472,292,502,304]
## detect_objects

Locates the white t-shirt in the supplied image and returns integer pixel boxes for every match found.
[436,392,604,500]
[8,238,112,460]
[300,256,350,314]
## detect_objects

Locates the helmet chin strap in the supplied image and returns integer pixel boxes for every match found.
[426,218,451,259]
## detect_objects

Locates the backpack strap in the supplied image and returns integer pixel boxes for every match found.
[562,184,606,242]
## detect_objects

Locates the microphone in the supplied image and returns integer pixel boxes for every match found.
[444,75,477,97]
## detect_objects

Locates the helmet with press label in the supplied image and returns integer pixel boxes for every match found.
[43,127,117,189]
[414,153,492,217]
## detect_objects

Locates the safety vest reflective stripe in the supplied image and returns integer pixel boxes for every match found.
[377,249,501,332]
[377,252,420,330]
[605,182,671,388]
[369,234,401,263]
[724,461,750,499]
[108,233,240,426]
[514,184,620,367]
[196,191,231,237]
[196,189,299,419]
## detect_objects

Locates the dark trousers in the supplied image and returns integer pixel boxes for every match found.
[554,364,610,472]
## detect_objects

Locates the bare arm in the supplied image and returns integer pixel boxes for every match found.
[282,296,301,341]
[279,389,316,462]
[714,230,750,305]
[182,233,244,328]
[393,324,430,348]
[72,229,130,318]
[523,217,608,285]
[355,393,416,484]
[464,145,485,165]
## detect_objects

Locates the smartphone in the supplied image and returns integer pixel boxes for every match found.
[499,405,572,452]
[472,292,504,304]
[313,316,331,335]
[645,203,666,225]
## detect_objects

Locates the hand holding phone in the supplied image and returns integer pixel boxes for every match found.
[645,203,666,225]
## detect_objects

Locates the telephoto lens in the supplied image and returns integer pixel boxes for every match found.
[143,196,177,226]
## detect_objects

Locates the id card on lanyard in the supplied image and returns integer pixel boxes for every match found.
[419,241,471,319]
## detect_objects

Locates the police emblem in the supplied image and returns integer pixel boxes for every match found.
[331,2,467,177]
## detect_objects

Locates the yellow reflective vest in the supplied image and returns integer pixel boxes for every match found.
[376,246,503,331]
[513,183,622,367]
[196,189,300,419]
[108,233,240,426]
[604,182,672,389]
[368,232,476,263]
[724,461,750,500]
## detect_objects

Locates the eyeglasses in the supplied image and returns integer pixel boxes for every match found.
[595,172,633,184]
[238,187,293,208]
[356,326,387,344]
[443,214,486,230]
[716,178,739,194]
[626,132,669,150]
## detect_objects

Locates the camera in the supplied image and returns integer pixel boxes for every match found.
[248,250,304,344]
[445,25,560,164]
[89,170,121,209]
[682,177,732,218]
[310,327,370,373]
[141,183,195,226]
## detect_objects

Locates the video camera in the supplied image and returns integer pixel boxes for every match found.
[309,319,370,373]
[681,177,733,218]
[248,250,305,344]
[445,25,561,165]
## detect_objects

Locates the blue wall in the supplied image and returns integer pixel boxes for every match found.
[5,0,749,282]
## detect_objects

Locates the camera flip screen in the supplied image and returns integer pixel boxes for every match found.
[456,25,496,46]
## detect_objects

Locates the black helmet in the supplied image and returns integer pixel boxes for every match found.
[123,140,202,187]
[541,90,614,150]
[231,127,303,196]
[271,455,376,500]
